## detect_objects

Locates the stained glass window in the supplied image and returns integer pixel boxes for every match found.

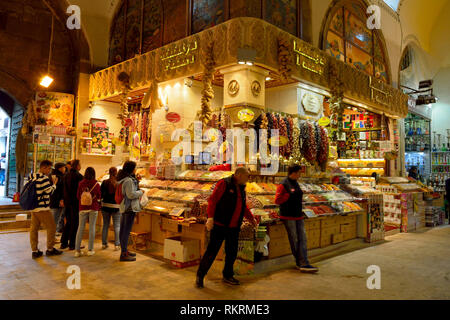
[323,1,390,83]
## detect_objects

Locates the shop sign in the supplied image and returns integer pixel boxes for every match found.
[268,136,288,147]
[237,108,255,122]
[369,77,391,107]
[160,40,198,71]
[166,112,181,123]
[318,117,330,127]
[293,41,326,75]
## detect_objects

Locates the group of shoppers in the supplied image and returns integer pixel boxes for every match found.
[27,159,143,262]
[27,160,317,286]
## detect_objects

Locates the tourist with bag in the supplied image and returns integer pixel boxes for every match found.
[116,161,143,262]
[74,167,101,257]
[101,167,121,251]
[22,160,63,259]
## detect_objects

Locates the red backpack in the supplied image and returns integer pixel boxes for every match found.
[115,182,124,205]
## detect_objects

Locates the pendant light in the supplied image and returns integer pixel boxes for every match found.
[40,16,54,88]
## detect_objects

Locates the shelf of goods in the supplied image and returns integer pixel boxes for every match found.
[337,159,385,177]
[375,177,430,233]
[131,171,367,271]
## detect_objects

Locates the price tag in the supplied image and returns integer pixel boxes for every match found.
[170,208,185,217]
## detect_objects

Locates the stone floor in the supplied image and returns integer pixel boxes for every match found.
[0,226,449,300]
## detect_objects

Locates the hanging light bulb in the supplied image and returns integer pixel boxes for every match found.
[40,16,55,88]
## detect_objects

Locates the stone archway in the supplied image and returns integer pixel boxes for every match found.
[0,70,33,108]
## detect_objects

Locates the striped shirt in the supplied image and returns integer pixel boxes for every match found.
[27,173,57,212]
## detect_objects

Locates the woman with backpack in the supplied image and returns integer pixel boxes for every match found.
[101,167,121,251]
[116,161,143,262]
[74,167,101,257]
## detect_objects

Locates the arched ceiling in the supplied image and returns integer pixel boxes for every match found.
[399,0,450,54]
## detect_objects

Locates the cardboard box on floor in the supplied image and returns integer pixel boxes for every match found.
[163,236,200,263]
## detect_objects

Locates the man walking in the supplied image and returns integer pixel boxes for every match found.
[196,167,257,288]
[275,165,318,273]
[29,160,63,259]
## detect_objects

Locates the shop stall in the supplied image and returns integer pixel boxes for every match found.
[86,17,409,271]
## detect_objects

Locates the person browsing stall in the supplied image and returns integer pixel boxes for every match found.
[196,167,257,288]
[275,165,318,273]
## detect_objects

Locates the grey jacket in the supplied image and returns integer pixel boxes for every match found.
[119,176,143,213]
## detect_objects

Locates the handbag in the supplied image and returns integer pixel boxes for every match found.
[140,192,149,208]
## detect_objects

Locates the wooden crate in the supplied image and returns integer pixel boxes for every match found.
[268,223,287,240]
[305,219,320,230]
[321,216,338,228]
[332,233,344,244]
[268,237,291,259]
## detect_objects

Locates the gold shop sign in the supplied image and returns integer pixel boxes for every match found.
[369,77,391,107]
[160,40,198,71]
[293,41,326,75]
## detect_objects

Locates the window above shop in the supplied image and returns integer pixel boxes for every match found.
[321,0,391,84]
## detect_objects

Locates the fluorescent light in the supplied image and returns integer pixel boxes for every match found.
[238,61,246,65]
[39,75,54,88]
[246,61,253,66]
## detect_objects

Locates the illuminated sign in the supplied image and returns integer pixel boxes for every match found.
[293,41,326,75]
[161,40,198,71]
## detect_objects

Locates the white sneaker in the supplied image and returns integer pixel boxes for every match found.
[87,250,95,256]
[74,251,82,257]
[114,246,120,251]
[102,245,108,250]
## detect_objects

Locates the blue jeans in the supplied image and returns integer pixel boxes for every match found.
[119,211,136,254]
[283,219,310,267]
[75,210,98,251]
[102,211,121,246]
[51,208,65,233]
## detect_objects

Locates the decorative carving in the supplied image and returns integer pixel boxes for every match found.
[228,80,240,97]
[251,81,261,97]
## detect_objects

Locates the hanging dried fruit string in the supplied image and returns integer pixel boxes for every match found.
[291,118,302,164]
[199,41,215,126]
[21,100,39,135]
[117,72,131,128]
[278,37,292,82]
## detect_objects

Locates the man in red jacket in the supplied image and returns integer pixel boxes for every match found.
[275,165,318,273]
[196,167,257,288]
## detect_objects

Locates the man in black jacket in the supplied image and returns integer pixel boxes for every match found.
[50,163,66,236]
[196,167,257,288]
[275,165,318,273]
[60,160,83,250]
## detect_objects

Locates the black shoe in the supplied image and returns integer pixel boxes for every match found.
[127,251,136,257]
[32,250,43,259]
[223,277,240,285]
[60,244,68,250]
[46,248,63,256]
[68,247,75,251]
[120,253,136,262]
[298,265,319,273]
[196,276,204,288]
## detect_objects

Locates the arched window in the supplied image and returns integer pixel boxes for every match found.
[321,0,391,83]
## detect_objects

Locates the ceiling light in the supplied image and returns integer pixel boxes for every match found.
[40,75,54,88]
[266,77,272,81]
[238,61,246,65]
[246,61,253,66]
[127,97,132,100]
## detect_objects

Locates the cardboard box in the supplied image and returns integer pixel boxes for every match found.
[321,217,338,228]
[268,223,287,240]
[16,214,27,221]
[307,237,320,249]
[162,217,181,233]
[163,237,200,264]
[151,215,165,244]
[340,223,356,234]
[332,233,344,244]
[268,237,291,259]
[305,219,320,230]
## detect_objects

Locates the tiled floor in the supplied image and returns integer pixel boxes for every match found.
[0,226,449,300]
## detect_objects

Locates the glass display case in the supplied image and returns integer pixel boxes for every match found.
[404,113,431,183]
[26,133,75,176]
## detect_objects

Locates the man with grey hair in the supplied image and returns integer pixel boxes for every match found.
[196,167,257,288]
